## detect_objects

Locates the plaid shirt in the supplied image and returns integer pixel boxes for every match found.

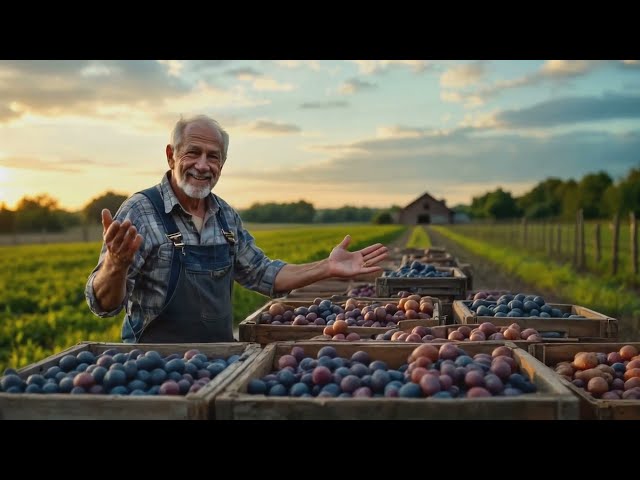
[85,172,287,323]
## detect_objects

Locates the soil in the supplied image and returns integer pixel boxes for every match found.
[424,227,568,304]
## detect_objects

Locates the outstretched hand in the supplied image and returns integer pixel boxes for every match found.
[328,235,388,278]
[102,209,144,269]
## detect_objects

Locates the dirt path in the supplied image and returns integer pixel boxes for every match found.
[425,226,568,304]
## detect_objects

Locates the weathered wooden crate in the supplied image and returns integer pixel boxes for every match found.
[215,341,579,420]
[239,298,442,345]
[351,259,401,282]
[389,247,426,261]
[453,300,618,340]
[400,253,458,268]
[386,324,531,348]
[375,266,467,300]
[0,341,261,420]
[285,278,353,299]
[339,282,376,298]
[457,262,473,290]
[529,342,640,420]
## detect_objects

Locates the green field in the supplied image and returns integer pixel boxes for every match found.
[405,226,431,249]
[449,221,640,288]
[0,224,406,372]
[433,225,640,340]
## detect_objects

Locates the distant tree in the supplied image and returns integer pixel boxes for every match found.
[83,191,129,223]
[560,180,580,220]
[483,188,521,219]
[517,177,565,219]
[14,194,67,232]
[372,211,393,224]
[242,201,315,223]
[576,171,613,219]
[0,203,15,233]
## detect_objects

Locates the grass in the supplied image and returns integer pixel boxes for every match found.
[405,226,431,249]
[433,225,640,340]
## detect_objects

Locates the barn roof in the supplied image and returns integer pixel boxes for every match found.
[401,192,453,213]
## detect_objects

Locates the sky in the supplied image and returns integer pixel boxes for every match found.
[0,60,639,212]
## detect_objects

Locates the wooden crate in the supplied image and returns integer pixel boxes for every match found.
[400,253,458,268]
[351,259,401,282]
[375,267,467,300]
[529,342,640,420]
[457,262,473,290]
[0,341,261,420]
[285,278,353,299]
[389,247,426,261]
[215,341,579,420]
[239,298,442,345]
[395,324,531,348]
[452,300,618,340]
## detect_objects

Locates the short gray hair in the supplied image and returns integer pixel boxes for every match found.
[170,114,230,162]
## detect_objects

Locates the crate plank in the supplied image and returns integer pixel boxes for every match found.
[0,342,261,420]
[452,300,618,340]
[375,267,467,300]
[239,298,441,345]
[216,341,578,420]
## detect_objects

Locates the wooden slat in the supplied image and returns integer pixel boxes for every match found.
[239,297,442,345]
[452,300,618,340]
[215,341,578,420]
[375,267,467,299]
[528,342,640,420]
[0,342,261,420]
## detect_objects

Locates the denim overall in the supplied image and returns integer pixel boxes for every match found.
[121,187,236,343]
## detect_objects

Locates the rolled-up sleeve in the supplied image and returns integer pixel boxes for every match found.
[232,226,289,297]
[84,202,149,317]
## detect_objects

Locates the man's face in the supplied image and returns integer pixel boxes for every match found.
[168,122,224,199]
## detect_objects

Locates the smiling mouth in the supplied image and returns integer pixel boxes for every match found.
[188,173,212,182]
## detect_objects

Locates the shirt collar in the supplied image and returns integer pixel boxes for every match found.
[160,170,220,216]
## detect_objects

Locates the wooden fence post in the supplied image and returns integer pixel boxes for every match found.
[522,218,527,248]
[556,223,562,258]
[595,223,601,263]
[579,209,585,269]
[547,221,553,255]
[631,212,638,275]
[612,214,620,276]
[573,211,579,267]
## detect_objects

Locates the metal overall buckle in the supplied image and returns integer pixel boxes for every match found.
[221,229,237,246]
[166,232,186,255]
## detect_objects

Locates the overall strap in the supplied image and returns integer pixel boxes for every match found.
[213,196,237,248]
[138,186,182,308]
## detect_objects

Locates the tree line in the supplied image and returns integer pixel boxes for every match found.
[0,193,396,234]
[1,166,637,233]
[456,167,640,220]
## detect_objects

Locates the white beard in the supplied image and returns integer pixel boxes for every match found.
[178,171,217,199]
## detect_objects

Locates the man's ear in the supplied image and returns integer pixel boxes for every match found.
[166,145,175,169]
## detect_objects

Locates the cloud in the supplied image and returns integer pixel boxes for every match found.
[233,127,640,202]
[245,120,302,135]
[299,100,349,109]
[224,67,295,92]
[156,60,185,77]
[441,60,631,108]
[274,60,322,71]
[440,90,485,108]
[540,60,601,77]
[338,78,377,94]
[440,62,486,88]
[0,60,190,123]
[0,156,85,172]
[496,93,640,127]
[353,60,431,75]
